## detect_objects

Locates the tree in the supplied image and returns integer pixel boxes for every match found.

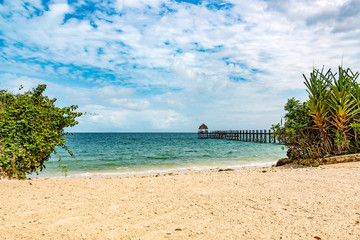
[0,84,83,179]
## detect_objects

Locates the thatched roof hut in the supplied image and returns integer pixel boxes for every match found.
[199,123,208,130]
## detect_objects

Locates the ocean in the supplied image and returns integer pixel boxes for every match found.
[30,133,287,178]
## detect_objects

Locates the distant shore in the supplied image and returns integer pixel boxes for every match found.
[1,162,360,239]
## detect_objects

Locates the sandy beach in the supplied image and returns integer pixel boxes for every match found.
[1,163,360,240]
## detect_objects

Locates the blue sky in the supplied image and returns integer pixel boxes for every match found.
[0,0,360,132]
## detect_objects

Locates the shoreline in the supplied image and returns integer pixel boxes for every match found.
[28,159,278,179]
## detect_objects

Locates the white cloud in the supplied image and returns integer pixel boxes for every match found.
[1,0,360,131]
[146,109,186,129]
[0,74,188,131]
[109,98,150,110]
[49,3,70,18]
[79,107,187,131]
[0,74,45,93]
[115,0,164,11]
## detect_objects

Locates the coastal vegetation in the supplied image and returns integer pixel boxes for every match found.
[273,66,360,166]
[0,84,83,179]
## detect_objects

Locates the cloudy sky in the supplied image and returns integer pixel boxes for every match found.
[0,0,359,132]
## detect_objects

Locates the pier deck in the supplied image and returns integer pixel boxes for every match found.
[198,129,278,143]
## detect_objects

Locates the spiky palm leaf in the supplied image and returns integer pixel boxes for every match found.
[303,67,332,153]
[303,67,331,129]
[326,67,360,152]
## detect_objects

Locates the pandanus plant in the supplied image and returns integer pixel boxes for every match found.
[274,65,360,162]
[303,68,332,154]
[304,66,360,155]
[327,67,360,152]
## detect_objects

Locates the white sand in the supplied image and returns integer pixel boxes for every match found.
[1,162,360,239]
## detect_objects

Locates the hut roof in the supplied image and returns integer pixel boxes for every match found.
[199,123,208,130]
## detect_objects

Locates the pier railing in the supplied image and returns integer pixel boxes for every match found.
[198,130,279,143]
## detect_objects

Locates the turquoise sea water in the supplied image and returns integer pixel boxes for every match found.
[30,133,287,178]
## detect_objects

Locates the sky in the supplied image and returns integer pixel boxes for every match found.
[0,0,360,132]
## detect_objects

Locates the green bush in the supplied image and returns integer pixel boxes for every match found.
[273,66,360,164]
[0,84,83,179]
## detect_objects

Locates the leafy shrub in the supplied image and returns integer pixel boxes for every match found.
[0,85,83,179]
[273,66,360,164]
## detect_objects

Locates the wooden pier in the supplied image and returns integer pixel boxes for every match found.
[197,124,279,143]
